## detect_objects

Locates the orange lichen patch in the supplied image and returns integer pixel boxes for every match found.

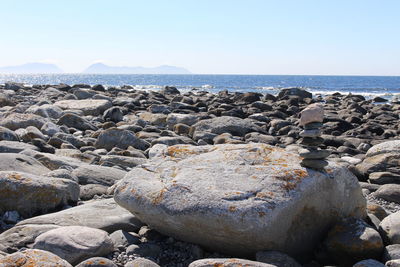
[130,188,136,194]
[325,168,334,174]
[229,206,237,212]
[258,211,266,217]
[152,188,167,205]
[276,169,309,192]
[256,192,274,198]
[167,146,197,158]
[117,184,128,193]
[7,173,23,180]
[213,264,224,267]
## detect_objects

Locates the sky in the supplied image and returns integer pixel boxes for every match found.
[0,0,399,75]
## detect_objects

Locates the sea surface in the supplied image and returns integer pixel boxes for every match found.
[0,74,399,100]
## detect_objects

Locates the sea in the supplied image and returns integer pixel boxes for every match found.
[0,74,399,100]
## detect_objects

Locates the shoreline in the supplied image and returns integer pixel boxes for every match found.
[0,83,400,266]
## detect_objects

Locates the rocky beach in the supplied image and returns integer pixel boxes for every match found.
[0,82,399,267]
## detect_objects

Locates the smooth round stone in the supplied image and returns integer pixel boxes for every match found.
[300,159,329,169]
[304,122,323,130]
[299,148,331,159]
[300,137,324,146]
[299,129,322,138]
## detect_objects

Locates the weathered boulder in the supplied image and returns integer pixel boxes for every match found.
[188,258,276,267]
[0,249,72,267]
[54,99,112,116]
[277,88,312,100]
[114,143,366,259]
[0,126,18,141]
[125,258,160,267]
[380,211,400,244]
[0,113,48,130]
[21,149,84,170]
[57,113,98,131]
[76,257,118,267]
[0,171,79,217]
[95,128,150,151]
[0,140,38,153]
[72,165,127,186]
[0,199,143,252]
[26,104,64,119]
[0,153,49,174]
[33,226,114,265]
[190,116,263,139]
[366,140,400,157]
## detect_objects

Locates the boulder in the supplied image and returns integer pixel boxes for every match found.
[0,126,18,141]
[321,218,383,266]
[95,128,149,151]
[0,198,143,252]
[166,113,200,129]
[373,184,400,204]
[26,104,64,119]
[125,258,160,267]
[0,140,38,153]
[33,226,114,265]
[57,113,98,131]
[0,171,79,217]
[256,251,301,267]
[72,165,127,186]
[299,103,324,126]
[188,258,276,267]
[0,153,49,174]
[21,149,84,170]
[114,143,366,259]
[103,107,124,122]
[76,257,117,267]
[0,249,72,267]
[366,140,400,157]
[353,259,385,267]
[190,116,263,138]
[380,211,400,244]
[54,99,112,116]
[0,113,48,130]
[277,88,312,100]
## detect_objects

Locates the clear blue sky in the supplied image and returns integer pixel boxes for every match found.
[1,0,399,75]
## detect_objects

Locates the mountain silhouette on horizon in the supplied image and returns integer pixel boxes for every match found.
[83,63,191,74]
[0,63,63,74]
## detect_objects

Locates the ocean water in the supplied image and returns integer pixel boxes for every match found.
[0,74,399,100]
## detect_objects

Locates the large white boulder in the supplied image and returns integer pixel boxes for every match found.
[114,143,366,259]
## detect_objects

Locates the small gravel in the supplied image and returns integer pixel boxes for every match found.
[366,194,400,214]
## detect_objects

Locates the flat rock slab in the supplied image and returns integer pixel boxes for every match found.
[0,198,143,252]
[0,113,48,131]
[114,143,366,259]
[0,171,79,217]
[0,140,38,153]
[54,99,112,116]
[0,153,49,175]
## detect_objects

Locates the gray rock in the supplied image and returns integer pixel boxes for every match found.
[2,210,20,224]
[387,259,400,267]
[322,218,383,266]
[299,148,331,159]
[41,121,63,136]
[373,184,400,204]
[0,126,18,141]
[191,116,263,137]
[0,153,49,174]
[72,165,127,186]
[46,169,78,183]
[103,107,123,122]
[367,141,400,157]
[299,129,322,138]
[76,257,118,267]
[80,184,108,200]
[0,199,143,252]
[114,143,366,259]
[99,155,147,169]
[166,113,200,129]
[383,244,400,262]
[0,249,72,266]
[0,113,48,131]
[300,159,329,169]
[33,226,114,265]
[0,140,38,153]
[188,258,276,267]
[17,126,46,142]
[380,211,400,244]
[54,99,112,116]
[73,88,96,99]
[353,259,385,267]
[151,136,196,146]
[0,93,14,107]
[95,128,150,151]
[26,104,64,119]
[110,230,140,248]
[369,172,400,185]
[256,250,301,267]
[57,113,98,131]
[21,149,84,170]
[245,133,277,145]
[53,132,86,148]
[125,258,160,267]
[0,171,79,217]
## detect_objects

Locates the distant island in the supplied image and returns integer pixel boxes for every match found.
[0,62,191,74]
[83,63,191,74]
[0,63,63,74]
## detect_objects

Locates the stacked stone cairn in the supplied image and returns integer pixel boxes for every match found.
[299,103,331,170]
